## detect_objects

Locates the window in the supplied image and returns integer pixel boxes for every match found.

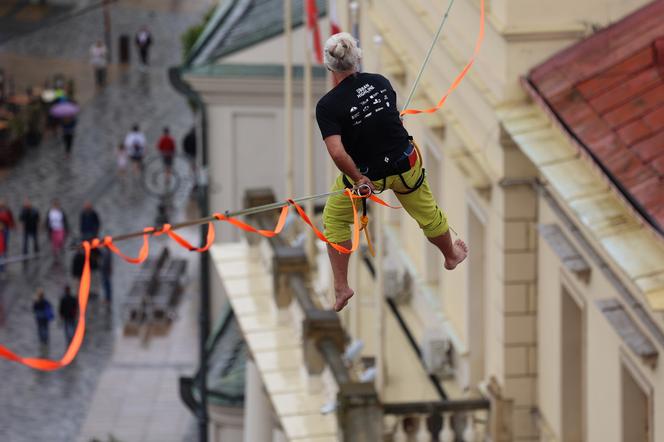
[622,360,651,442]
[466,204,487,386]
[561,285,584,442]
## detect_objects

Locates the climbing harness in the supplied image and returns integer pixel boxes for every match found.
[343,139,426,196]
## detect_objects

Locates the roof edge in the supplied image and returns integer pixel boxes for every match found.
[184,0,236,68]
[183,62,328,79]
[520,75,664,239]
[210,4,327,62]
[529,0,664,80]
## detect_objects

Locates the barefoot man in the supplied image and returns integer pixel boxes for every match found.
[316,33,468,312]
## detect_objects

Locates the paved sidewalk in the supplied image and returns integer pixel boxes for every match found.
[77,277,199,442]
[0,1,210,441]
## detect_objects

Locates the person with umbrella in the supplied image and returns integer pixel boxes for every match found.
[49,100,80,157]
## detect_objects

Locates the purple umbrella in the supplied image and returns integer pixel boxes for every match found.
[49,101,80,119]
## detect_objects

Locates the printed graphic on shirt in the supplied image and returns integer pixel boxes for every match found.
[350,83,390,125]
[355,84,375,98]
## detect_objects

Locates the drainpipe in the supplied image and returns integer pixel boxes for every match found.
[168,66,210,442]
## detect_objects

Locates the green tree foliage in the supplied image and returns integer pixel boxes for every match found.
[181,6,217,62]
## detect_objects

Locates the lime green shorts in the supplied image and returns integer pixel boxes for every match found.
[322,155,449,244]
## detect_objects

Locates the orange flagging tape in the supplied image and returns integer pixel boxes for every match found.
[0,189,394,371]
[399,0,485,117]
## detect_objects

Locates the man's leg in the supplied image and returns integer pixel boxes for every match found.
[390,159,467,270]
[427,230,468,270]
[102,275,112,303]
[327,241,353,312]
[323,175,357,312]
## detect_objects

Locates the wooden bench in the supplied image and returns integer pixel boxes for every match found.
[122,247,188,339]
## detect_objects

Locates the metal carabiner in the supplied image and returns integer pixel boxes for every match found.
[354,183,373,197]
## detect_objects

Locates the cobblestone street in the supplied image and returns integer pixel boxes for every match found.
[0,1,212,441]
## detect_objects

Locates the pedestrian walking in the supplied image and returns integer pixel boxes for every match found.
[0,224,5,275]
[58,285,78,344]
[124,124,147,176]
[116,142,128,176]
[135,26,153,68]
[79,201,101,240]
[72,246,100,297]
[0,199,15,254]
[61,116,77,157]
[90,40,108,88]
[19,197,40,254]
[182,126,196,168]
[46,199,68,257]
[157,126,176,181]
[100,247,112,304]
[33,288,54,346]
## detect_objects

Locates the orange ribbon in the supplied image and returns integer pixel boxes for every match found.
[289,189,361,254]
[400,0,485,117]
[103,230,151,264]
[156,223,216,253]
[0,189,395,371]
[0,241,92,371]
[213,205,290,238]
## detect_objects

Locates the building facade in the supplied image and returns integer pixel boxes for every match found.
[180,0,664,440]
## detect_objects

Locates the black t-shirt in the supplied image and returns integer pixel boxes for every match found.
[315,73,410,179]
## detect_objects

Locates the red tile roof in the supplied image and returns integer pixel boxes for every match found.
[526,0,664,235]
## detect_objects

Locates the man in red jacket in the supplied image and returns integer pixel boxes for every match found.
[0,199,14,261]
[157,127,176,182]
[0,224,6,274]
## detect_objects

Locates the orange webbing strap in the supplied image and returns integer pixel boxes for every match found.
[368,193,401,209]
[288,189,361,254]
[399,0,485,117]
[155,223,216,253]
[103,229,152,264]
[361,215,376,257]
[213,205,290,238]
[0,191,388,371]
[0,241,93,371]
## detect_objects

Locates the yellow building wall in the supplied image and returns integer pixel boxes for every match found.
[537,196,664,441]
[356,0,664,439]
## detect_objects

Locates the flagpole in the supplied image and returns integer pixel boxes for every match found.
[304,3,316,265]
[372,32,386,396]
[285,0,294,198]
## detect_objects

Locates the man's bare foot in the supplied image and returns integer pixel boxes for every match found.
[334,287,354,312]
[444,239,468,270]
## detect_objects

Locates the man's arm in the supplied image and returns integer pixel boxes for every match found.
[323,135,375,191]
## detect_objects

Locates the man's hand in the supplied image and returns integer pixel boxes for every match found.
[354,175,375,195]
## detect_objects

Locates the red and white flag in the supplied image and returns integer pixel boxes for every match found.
[329,0,342,35]
[305,0,323,64]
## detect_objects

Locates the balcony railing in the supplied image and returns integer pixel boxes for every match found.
[384,400,489,441]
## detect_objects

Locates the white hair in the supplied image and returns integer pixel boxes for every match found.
[324,32,362,72]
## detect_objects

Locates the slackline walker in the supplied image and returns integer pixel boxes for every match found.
[315,0,483,311]
[0,0,485,370]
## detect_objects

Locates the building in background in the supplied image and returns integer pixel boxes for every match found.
[178,0,664,440]
[361,0,664,440]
